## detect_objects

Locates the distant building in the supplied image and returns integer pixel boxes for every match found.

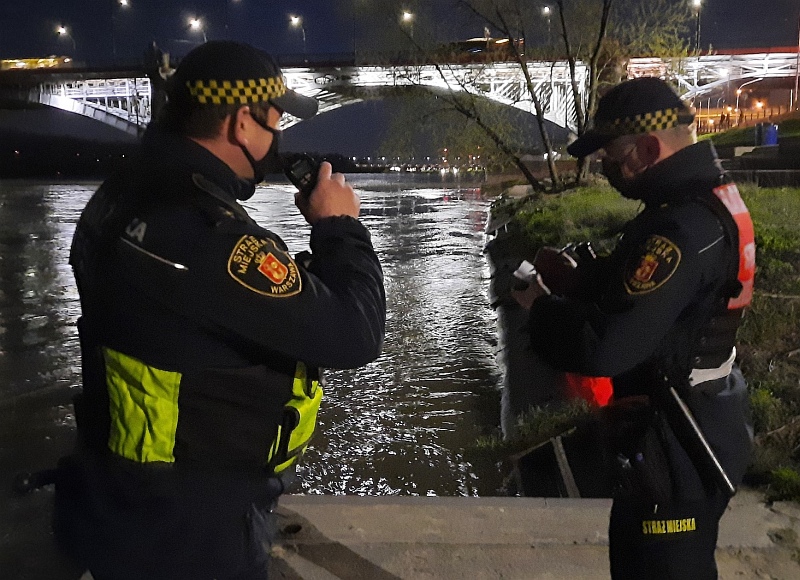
[0,56,74,71]
[436,37,524,63]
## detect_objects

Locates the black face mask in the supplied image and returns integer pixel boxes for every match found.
[601,143,646,200]
[240,125,283,189]
[601,158,638,198]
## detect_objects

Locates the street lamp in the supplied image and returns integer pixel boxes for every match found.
[56,25,77,53]
[735,78,763,114]
[692,0,702,53]
[542,6,552,44]
[289,15,306,60]
[225,0,241,39]
[111,0,130,64]
[401,10,414,39]
[794,14,800,110]
[188,17,207,43]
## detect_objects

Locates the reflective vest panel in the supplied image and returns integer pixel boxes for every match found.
[711,183,755,310]
[102,348,322,471]
[103,347,181,463]
[268,362,323,473]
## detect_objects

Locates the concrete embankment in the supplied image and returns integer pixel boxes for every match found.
[269,490,800,579]
[2,483,799,579]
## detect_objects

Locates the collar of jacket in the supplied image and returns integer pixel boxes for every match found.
[629,140,727,206]
[140,124,257,202]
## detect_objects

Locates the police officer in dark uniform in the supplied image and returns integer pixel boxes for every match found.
[513,77,754,579]
[55,41,386,580]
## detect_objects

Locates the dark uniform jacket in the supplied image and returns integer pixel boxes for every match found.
[526,141,753,501]
[57,127,386,579]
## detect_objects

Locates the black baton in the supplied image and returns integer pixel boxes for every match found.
[661,386,736,497]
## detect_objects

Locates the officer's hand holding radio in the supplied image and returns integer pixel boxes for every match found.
[293,161,360,225]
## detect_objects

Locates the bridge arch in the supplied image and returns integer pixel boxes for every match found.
[280,60,587,132]
[0,60,587,136]
[1,51,796,136]
[0,72,151,137]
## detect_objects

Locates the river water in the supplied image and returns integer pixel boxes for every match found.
[0,175,504,498]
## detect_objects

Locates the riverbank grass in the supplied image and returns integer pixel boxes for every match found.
[488,184,800,501]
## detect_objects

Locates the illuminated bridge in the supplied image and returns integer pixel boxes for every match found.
[0,59,588,137]
[0,49,797,137]
[629,47,800,101]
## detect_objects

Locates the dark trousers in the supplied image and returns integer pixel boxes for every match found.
[609,492,729,580]
[54,453,280,580]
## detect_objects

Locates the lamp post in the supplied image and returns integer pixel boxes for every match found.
[735,78,763,124]
[225,0,241,39]
[794,14,800,110]
[111,0,130,64]
[188,17,207,43]
[56,25,77,54]
[542,6,552,45]
[401,10,414,39]
[692,0,702,53]
[289,15,306,61]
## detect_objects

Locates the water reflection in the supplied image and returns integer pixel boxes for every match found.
[0,176,502,496]
[0,182,89,400]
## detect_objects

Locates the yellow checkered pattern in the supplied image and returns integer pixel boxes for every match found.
[595,107,688,137]
[187,77,287,105]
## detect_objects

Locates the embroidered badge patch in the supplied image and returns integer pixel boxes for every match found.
[228,235,301,297]
[624,235,681,295]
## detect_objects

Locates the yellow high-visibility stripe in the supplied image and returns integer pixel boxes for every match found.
[269,362,322,473]
[103,347,181,463]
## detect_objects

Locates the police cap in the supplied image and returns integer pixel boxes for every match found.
[567,77,695,158]
[169,41,318,120]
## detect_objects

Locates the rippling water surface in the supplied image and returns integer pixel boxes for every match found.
[0,175,502,496]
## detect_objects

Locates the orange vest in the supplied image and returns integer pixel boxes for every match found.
[712,182,755,310]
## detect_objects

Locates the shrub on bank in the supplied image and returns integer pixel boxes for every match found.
[487,184,800,501]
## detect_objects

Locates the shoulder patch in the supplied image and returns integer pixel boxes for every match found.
[624,235,682,295]
[228,235,302,297]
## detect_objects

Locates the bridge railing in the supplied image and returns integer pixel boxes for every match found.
[44,85,147,99]
[3,50,794,138]
[39,77,150,99]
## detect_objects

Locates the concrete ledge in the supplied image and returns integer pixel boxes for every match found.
[272,490,800,579]
[279,495,612,546]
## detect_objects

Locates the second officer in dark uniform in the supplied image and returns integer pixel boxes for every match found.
[513,78,754,579]
[55,41,386,579]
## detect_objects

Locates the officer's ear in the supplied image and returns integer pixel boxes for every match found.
[228,106,251,146]
[635,134,662,167]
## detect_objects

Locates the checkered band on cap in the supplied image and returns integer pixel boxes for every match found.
[594,107,691,138]
[187,77,287,105]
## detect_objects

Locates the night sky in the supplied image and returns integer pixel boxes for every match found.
[0,1,798,66]
[1,1,798,157]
